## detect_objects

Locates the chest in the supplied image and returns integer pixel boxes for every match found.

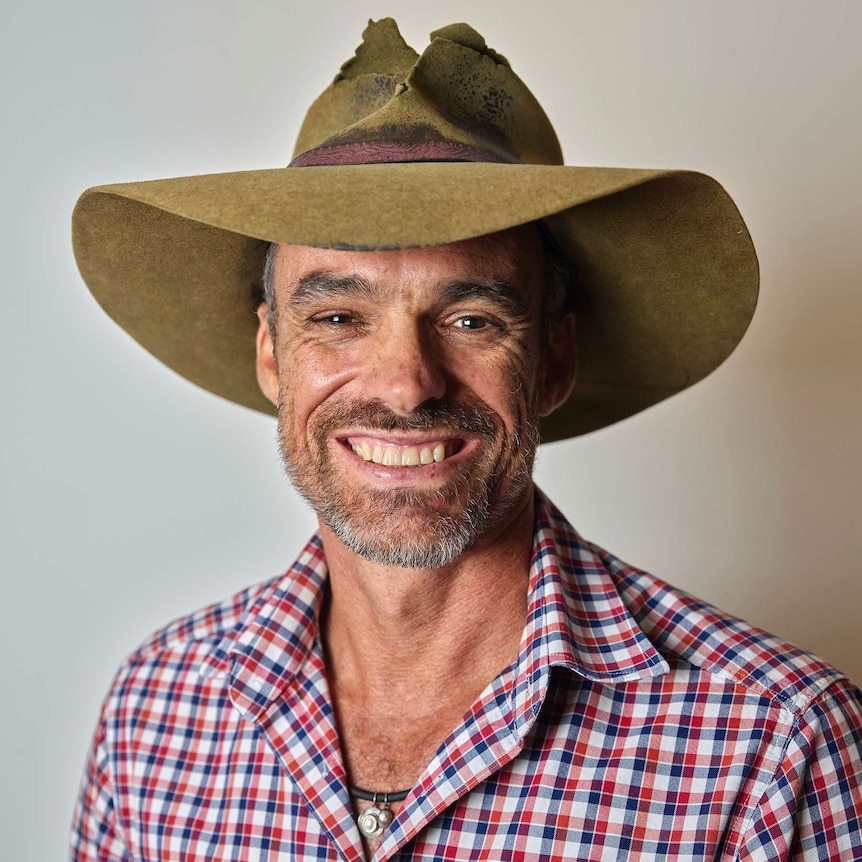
[335,702,466,792]
[108,670,790,861]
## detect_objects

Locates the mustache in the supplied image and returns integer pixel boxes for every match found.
[313,399,499,437]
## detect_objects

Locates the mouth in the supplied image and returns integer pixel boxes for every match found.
[343,435,463,468]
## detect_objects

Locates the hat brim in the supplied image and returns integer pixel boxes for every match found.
[72,162,758,441]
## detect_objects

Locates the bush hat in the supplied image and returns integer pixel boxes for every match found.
[72,19,758,441]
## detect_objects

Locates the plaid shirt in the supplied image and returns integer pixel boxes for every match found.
[71,490,862,861]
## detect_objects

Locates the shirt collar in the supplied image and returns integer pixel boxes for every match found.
[517,488,669,684]
[200,488,669,709]
[199,533,328,709]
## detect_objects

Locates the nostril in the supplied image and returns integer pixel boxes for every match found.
[367,358,447,415]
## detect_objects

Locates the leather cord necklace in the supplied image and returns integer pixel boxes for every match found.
[349,785,410,838]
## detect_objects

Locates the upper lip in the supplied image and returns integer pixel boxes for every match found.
[339,430,463,446]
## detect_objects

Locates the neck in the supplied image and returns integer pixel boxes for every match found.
[320,492,535,693]
[317,490,536,819]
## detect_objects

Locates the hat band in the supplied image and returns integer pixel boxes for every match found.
[289,139,511,167]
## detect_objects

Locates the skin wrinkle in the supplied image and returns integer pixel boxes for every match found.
[287,272,532,331]
[260,226,571,342]
[257,229,564,571]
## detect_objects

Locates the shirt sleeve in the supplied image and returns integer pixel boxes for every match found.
[70,711,131,862]
[740,677,862,861]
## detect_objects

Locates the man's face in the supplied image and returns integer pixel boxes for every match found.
[256,227,575,568]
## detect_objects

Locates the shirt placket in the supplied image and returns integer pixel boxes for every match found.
[228,640,366,862]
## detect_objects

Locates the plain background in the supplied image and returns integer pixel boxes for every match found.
[2,1,860,857]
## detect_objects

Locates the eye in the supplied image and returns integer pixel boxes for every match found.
[312,312,357,325]
[452,315,492,331]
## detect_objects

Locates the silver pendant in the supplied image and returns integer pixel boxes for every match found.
[357,803,391,838]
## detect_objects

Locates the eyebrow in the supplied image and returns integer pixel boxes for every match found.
[286,271,532,319]
[287,272,379,311]
[438,279,531,319]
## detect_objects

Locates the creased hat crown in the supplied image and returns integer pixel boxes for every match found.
[291,19,563,167]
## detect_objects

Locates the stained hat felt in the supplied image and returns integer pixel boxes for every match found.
[72,19,758,441]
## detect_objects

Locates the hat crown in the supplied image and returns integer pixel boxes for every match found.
[291,19,563,167]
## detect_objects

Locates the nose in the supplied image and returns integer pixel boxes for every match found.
[363,320,447,415]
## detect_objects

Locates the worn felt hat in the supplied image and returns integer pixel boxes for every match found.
[72,18,758,441]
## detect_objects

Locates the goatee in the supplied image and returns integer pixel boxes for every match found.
[277,397,539,569]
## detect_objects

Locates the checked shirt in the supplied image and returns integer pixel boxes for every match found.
[71,490,862,860]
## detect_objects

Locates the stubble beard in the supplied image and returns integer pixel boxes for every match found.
[276,396,540,569]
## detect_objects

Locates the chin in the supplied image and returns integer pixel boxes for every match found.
[317,485,489,569]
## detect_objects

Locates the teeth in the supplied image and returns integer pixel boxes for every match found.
[402,447,420,466]
[350,440,450,467]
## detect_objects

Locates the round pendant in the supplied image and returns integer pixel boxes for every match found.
[377,807,393,828]
[358,804,387,838]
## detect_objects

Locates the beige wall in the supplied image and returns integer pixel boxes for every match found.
[1,1,860,857]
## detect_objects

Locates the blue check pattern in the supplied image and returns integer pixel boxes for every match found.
[71,490,862,860]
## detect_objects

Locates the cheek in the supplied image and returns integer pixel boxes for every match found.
[483,343,543,416]
[453,360,537,444]
[276,341,361,415]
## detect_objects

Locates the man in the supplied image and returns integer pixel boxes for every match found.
[70,18,862,861]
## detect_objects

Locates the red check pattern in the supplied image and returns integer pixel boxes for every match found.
[71,490,862,860]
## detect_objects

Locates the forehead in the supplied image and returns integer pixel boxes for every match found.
[270,225,544,299]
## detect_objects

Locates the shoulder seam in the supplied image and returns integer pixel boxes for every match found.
[122,576,280,665]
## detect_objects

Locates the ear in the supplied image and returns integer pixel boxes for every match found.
[537,313,577,417]
[255,302,279,406]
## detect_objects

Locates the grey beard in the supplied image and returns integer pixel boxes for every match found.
[276,397,539,569]
[314,476,493,569]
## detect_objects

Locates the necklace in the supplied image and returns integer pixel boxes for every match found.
[349,785,410,838]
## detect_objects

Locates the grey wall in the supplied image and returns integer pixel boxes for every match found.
[2,1,860,858]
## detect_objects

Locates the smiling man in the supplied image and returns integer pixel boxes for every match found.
[257,228,567,572]
[70,19,862,862]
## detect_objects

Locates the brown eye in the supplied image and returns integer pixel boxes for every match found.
[454,316,489,330]
[314,313,356,325]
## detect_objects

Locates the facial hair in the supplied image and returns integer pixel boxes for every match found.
[276,396,540,569]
